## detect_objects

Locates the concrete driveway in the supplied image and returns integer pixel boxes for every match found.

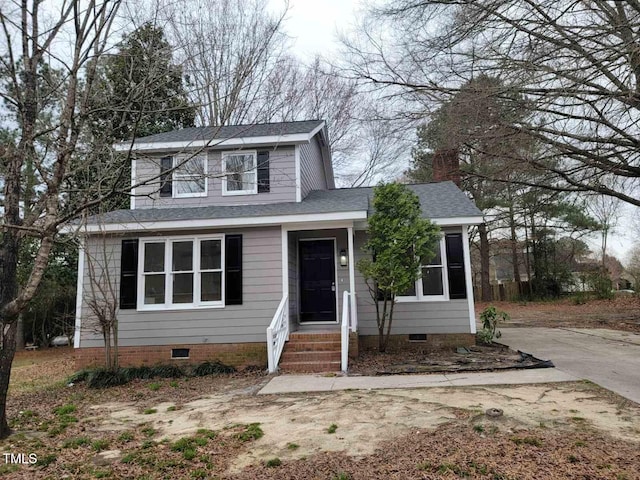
[500,327,640,404]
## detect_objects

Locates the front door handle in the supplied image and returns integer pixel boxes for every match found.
[331,282,336,292]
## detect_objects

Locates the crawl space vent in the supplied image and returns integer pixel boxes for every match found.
[408,334,427,342]
[171,348,190,359]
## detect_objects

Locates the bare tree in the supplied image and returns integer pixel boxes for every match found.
[627,244,640,292]
[83,233,120,371]
[588,191,621,270]
[0,0,124,438]
[341,0,640,206]
[161,0,290,126]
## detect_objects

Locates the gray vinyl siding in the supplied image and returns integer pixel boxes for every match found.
[79,226,283,348]
[299,137,327,199]
[134,147,296,209]
[354,229,472,336]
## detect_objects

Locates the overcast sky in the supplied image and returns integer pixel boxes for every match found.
[268,0,637,262]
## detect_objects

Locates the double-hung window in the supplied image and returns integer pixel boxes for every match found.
[222,151,257,195]
[397,238,448,302]
[139,236,224,309]
[173,155,207,197]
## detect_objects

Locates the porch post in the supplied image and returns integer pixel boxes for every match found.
[347,226,357,331]
[462,225,477,334]
[281,226,289,340]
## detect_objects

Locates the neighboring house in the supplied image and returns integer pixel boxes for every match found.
[74,120,484,372]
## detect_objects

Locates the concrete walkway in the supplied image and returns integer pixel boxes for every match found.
[258,368,577,395]
[500,327,640,404]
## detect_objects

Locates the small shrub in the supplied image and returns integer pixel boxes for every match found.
[142,427,157,437]
[148,383,161,392]
[573,292,588,305]
[169,381,179,388]
[236,423,264,442]
[327,423,338,434]
[67,370,92,384]
[151,364,185,378]
[478,306,508,344]
[143,408,157,415]
[588,270,614,300]
[167,406,177,412]
[266,457,282,468]
[87,369,128,389]
[183,448,197,461]
[192,360,236,377]
[287,442,299,450]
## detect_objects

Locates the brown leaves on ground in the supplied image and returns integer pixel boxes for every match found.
[477,296,640,333]
[236,422,640,480]
[348,344,546,376]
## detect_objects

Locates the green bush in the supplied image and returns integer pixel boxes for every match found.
[477,306,508,345]
[87,369,128,389]
[192,360,236,377]
[588,270,614,300]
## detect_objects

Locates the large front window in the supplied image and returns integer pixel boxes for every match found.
[139,236,224,309]
[222,151,257,195]
[397,238,448,302]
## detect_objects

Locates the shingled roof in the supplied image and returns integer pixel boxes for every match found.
[121,120,325,146]
[85,182,482,229]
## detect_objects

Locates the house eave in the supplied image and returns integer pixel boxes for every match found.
[114,123,327,153]
[75,209,368,234]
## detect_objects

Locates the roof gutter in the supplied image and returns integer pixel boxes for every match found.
[74,209,368,234]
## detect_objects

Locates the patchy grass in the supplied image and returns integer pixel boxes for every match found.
[236,423,264,442]
[327,423,338,434]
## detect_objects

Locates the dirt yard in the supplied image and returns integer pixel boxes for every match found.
[2,348,639,479]
[477,295,640,333]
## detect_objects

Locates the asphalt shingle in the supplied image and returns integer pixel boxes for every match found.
[87,182,482,226]
[128,120,325,145]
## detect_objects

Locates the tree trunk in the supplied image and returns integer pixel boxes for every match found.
[479,223,492,301]
[0,321,18,438]
[508,202,521,296]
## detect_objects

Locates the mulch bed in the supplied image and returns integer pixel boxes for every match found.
[348,343,552,376]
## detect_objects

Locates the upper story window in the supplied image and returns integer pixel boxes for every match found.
[160,155,207,198]
[222,151,257,196]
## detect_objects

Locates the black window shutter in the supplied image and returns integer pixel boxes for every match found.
[225,235,243,305]
[257,151,270,193]
[445,233,467,299]
[160,156,173,197]
[120,239,139,309]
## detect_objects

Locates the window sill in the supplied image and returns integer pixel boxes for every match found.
[396,296,449,303]
[137,303,225,312]
[222,190,258,196]
[173,192,208,198]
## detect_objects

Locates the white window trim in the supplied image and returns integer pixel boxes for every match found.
[221,150,258,196]
[397,237,449,302]
[173,154,208,199]
[137,234,225,311]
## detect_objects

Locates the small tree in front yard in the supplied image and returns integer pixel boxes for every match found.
[358,183,440,352]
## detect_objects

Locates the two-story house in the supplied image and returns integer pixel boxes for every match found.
[74,120,484,372]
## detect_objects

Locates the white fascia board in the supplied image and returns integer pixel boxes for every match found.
[82,210,368,234]
[432,216,484,226]
[114,131,321,153]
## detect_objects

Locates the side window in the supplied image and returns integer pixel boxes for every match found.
[158,155,207,198]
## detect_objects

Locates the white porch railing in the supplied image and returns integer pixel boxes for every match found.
[341,290,356,372]
[267,294,289,373]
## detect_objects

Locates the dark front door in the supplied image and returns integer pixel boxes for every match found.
[299,239,336,322]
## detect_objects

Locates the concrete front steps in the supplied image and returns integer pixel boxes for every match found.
[279,331,342,373]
